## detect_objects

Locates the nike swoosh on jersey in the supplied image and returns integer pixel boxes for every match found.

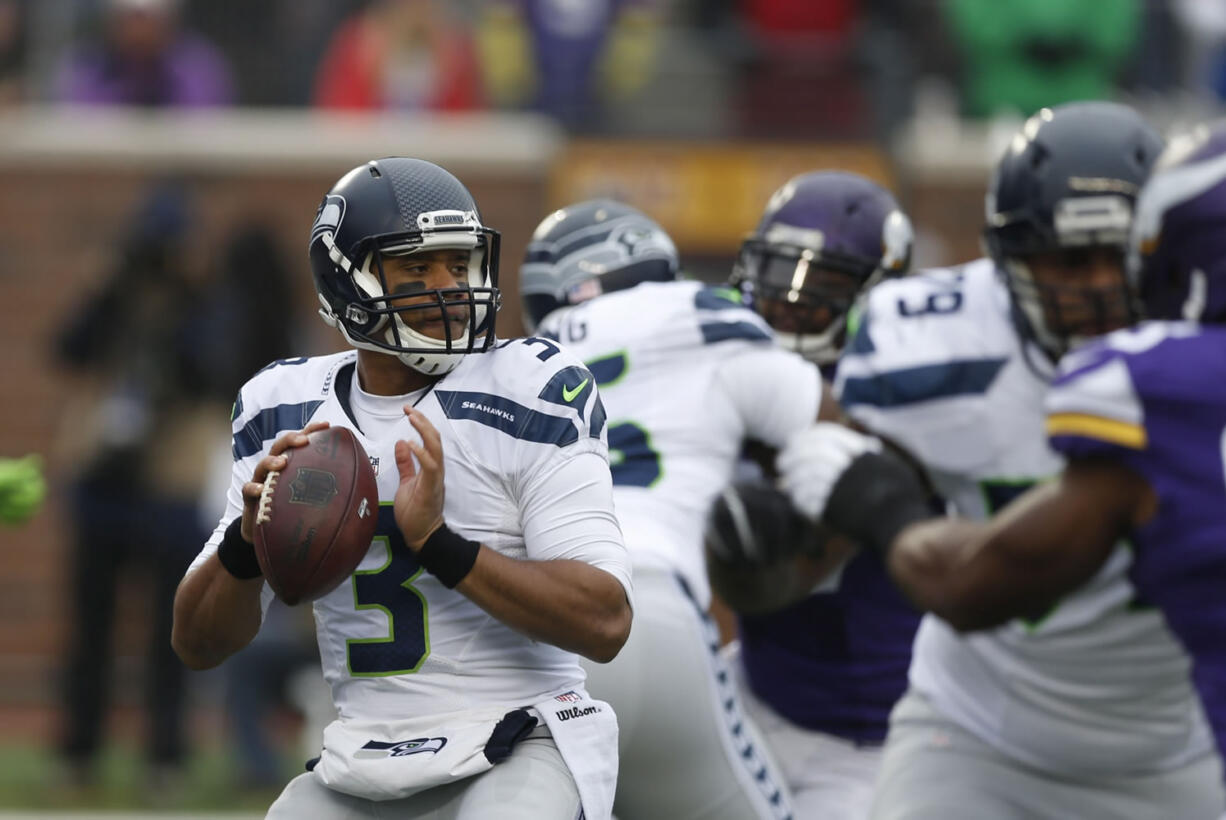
[562,379,589,402]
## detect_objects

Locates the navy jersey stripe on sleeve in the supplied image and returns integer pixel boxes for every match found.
[699,320,771,345]
[841,358,1008,409]
[436,390,579,447]
[694,286,745,312]
[844,311,875,355]
[232,400,325,459]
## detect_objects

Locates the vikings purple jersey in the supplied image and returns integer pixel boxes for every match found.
[739,549,919,742]
[1048,321,1226,759]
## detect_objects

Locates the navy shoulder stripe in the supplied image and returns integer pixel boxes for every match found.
[436,390,578,447]
[700,320,771,345]
[840,358,1008,409]
[694,286,744,312]
[845,309,875,355]
[233,400,325,459]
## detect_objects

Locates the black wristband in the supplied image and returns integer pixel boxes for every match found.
[824,450,937,558]
[218,517,262,580]
[417,524,480,588]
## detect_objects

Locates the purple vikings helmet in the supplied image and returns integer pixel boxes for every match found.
[734,171,913,365]
[1130,121,1226,324]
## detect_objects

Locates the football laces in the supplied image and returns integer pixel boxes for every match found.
[257,471,279,525]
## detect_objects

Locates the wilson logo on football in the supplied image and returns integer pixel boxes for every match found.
[288,468,339,507]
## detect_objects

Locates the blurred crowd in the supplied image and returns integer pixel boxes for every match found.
[0,0,1218,138]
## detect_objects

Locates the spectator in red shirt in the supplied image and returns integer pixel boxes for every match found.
[313,0,482,112]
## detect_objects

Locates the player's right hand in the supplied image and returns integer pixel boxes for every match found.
[240,421,331,543]
[777,422,882,522]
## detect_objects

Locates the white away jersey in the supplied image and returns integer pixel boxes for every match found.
[539,280,820,609]
[189,340,632,725]
[836,258,1213,776]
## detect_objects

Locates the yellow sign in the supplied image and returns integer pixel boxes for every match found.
[550,140,893,253]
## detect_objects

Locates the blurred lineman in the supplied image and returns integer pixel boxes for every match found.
[0,454,44,525]
[520,200,809,820]
[173,158,633,820]
[777,120,1226,815]
[706,172,922,819]
[779,103,1225,818]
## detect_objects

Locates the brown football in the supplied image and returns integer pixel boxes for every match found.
[253,426,379,605]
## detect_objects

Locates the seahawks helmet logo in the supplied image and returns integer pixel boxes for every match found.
[311,194,346,245]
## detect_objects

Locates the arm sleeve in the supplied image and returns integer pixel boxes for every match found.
[518,450,634,607]
[712,347,822,448]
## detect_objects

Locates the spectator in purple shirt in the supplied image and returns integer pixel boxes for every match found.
[56,0,233,107]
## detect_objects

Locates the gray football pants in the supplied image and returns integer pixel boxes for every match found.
[870,690,1226,820]
[265,735,582,820]
[581,568,794,820]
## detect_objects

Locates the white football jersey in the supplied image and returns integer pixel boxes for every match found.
[836,258,1214,776]
[189,339,632,725]
[539,280,821,609]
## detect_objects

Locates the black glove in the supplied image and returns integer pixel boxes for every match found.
[706,480,824,567]
[823,448,937,557]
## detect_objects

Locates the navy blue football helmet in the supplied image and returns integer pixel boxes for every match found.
[984,102,1162,360]
[518,199,679,332]
[1130,121,1226,324]
[309,157,501,375]
[734,171,913,365]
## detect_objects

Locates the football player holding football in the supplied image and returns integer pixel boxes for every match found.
[173,158,633,820]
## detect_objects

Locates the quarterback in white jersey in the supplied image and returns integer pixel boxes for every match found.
[173,159,633,820]
[521,200,815,820]
[779,104,1224,818]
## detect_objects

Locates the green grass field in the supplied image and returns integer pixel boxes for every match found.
[0,743,284,814]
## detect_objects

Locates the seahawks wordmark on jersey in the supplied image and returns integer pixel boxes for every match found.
[1048,321,1226,761]
[836,258,1214,776]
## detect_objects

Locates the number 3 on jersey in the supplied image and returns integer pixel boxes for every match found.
[346,504,429,676]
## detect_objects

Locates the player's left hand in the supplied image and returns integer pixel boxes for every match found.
[777,422,882,522]
[0,454,46,526]
[394,407,446,551]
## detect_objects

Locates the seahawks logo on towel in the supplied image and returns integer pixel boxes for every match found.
[353,737,448,759]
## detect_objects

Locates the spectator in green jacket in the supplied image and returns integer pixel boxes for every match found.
[945,0,1140,117]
